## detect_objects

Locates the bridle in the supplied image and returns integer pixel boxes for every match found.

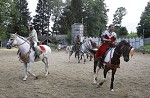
[114,43,132,57]
[9,34,30,47]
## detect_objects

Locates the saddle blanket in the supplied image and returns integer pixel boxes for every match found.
[39,45,46,51]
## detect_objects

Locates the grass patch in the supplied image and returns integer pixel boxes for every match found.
[138,45,150,54]
[119,33,138,38]
[141,45,150,49]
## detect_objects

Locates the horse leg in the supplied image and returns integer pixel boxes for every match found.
[28,62,36,76]
[83,54,86,64]
[23,63,28,81]
[86,53,89,59]
[27,62,37,79]
[69,51,73,62]
[98,66,110,87]
[90,55,92,61]
[22,62,36,81]
[110,69,117,92]
[78,52,81,63]
[93,60,100,84]
[75,51,77,58]
[42,57,49,76]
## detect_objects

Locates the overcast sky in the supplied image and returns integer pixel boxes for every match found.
[27,0,150,33]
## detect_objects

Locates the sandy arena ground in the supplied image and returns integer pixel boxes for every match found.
[0,48,150,98]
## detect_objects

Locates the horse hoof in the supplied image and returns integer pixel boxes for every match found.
[95,77,97,81]
[110,89,114,92]
[97,85,101,88]
[45,74,48,76]
[93,78,97,84]
[99,82,103,86]
[93,81,97,84]
[23,78,26,81]
[34,76,38,80]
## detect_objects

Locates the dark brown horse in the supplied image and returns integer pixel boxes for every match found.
[93,40,133,91]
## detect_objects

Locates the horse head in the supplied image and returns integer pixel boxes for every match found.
[6,33,17,49]
[83,39,93,49]
[116,40,133,62]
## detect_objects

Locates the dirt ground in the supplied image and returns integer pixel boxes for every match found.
[0,48,150,98]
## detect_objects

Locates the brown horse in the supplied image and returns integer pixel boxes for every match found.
[93,40,133,91]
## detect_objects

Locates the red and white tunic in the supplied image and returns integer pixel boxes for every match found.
[101,30,117,42]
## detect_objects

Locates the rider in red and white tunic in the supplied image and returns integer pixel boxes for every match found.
[95,24,117,61]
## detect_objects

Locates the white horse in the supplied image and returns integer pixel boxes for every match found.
[65,45,76,62]
[78,39,98,64]
[6,33,51,81]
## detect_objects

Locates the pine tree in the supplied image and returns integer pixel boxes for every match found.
[137,1,150,38]
[54,0,108,37]
[113,7,127,27]
[7,0,31,37]
[83,0,107,36]
[33,0,49,35]
[71,0,83,23]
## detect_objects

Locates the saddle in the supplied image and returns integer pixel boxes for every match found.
[103,48,120,69]
[17,50,30,63]
[102,47,112,60]
[97,48,112,69]
[34,45,46,60]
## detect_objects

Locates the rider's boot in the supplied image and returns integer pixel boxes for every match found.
[34,46,42,59]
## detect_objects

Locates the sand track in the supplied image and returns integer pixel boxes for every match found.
[0,48,150,98]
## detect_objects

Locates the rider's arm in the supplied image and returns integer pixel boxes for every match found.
[101,31,111,42]
[27,32,35,40]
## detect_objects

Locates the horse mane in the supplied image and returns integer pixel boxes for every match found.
[84,40,98,55]
[12,33,30,46]
[116,40,130,48]
[15,34,28,41]
[110,40,128,64]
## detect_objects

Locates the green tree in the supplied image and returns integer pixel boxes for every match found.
[119,26,128,36]
[113,7,127,36]
[71,0,83,23]
[7,0,31,37]
[113,7,127,26]
[57,5,74,34]
[33,0,49,34]
[137,1,150,38]
[50,0,64,36]
[0,0,13,39]
[82,0,107,36]
[114,26,128,36]
[55,0,107,37]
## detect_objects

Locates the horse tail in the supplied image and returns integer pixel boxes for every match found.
[88,48,97,55]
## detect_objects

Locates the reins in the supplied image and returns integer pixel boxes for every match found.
[104,43,125,69]
[15,34,30,47]
[14,34,31,63]
[104,41,132,69]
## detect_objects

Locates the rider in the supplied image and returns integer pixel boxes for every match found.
[75,35,81,51]
[27,25,41,57]
[95,24,117,67]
